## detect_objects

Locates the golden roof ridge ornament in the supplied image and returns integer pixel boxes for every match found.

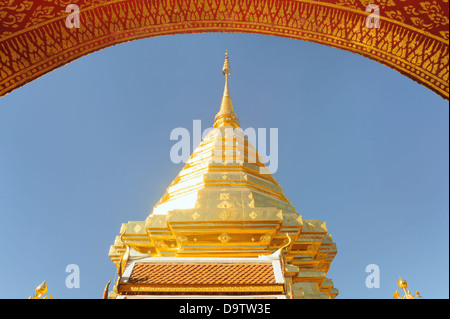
[214,50,240,128]
[258,233,292,260]
[29,280,53,299]
[393,276,422,299]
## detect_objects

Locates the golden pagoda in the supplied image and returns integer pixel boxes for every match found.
[107,53,338,299]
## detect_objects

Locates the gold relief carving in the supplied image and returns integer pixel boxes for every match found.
[306,243,321,253]
[30,5,58,25]
[192,212,200,220]
[403,1,449,30]
[176,235,188,243]
[217,201,232,208]
[312,282,321,293]
[219,193,230,200]
[385,10,406,23]
[318,261,329,271]
[218,210,231,220]
[249,211,258,220]
[439,31,449,40]
[315,253,327,261]
[131,245,153,255]
[357,0,396,8]
[276,210,283,220]
[260,232,273,245]
[0,1,34,29]
[153,239,168,249]
[218,233,232,243]
[133,224,143,233]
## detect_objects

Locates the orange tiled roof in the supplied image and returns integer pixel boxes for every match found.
[128,263,276,285]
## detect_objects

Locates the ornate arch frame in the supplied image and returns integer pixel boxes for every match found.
[0,0,448,99]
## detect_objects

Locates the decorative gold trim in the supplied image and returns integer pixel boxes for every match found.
[119,284,285,293]
[0,0,447,99]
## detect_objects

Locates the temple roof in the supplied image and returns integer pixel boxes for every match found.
[116,253,286,295]
[128,263,277,285]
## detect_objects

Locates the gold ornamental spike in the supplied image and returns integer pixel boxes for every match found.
[398,276,408,289]
[29,280,52,299]
[120,244,131,276]
[222,50,231,98]
[222,50,231,76]
[35,281,48,296]
[102,280,111,299]
[393,276,421,299]
[214,51,240,128]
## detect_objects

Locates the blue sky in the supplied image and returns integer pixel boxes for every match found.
[0,33,448,299]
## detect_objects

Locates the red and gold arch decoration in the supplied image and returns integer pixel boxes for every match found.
[0,0,448,99]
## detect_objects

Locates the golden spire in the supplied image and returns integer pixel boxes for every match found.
[214,50,240,128]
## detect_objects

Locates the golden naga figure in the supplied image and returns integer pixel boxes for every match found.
[393,276,421,299]
[29,281,53,299]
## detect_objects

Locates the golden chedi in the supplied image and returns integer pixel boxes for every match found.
[108,53,338,299]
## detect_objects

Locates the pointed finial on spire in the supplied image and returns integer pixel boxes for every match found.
[214,51,239,128]
[222,50,231,76]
